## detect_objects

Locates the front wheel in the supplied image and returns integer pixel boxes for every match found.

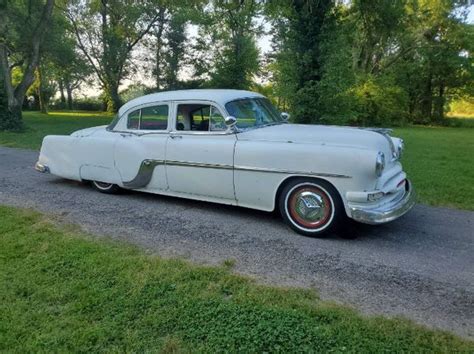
[279,178,344,237]
[91,181,121,194]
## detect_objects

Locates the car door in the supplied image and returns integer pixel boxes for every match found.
[165,101,236,201]
[114,102,170,190]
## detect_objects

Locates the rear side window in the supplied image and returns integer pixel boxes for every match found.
[127,105,169,130]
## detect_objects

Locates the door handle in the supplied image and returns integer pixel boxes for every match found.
[170,134,182,140]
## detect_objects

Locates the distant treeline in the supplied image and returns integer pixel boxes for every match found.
[1,0,473,131]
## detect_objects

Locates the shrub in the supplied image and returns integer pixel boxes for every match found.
[350,77,408,126]
[73,97,104,111]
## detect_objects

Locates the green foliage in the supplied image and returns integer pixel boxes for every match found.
[163,12,187,90]
[1,205,473,352]
[69,97,104,112]
[349,76,409,126]
[193,0,261,90]
[120,83,150,103]
[268,0,333,123]
[267,0,473,126]
[449,97,474,117]
[0,0,54,130]
[66,0,171,112]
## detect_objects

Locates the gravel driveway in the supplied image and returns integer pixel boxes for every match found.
[0,146,473,338]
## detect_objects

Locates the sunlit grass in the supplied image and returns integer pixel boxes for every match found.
[394,125,474,210]
[447,113,474,119]
[0,111,113,150]
[1,205,472,352]
[47,111,115,118]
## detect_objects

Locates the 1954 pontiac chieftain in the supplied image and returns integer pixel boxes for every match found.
[36,89,416,236]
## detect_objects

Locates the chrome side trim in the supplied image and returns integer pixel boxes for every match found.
[166,160,234,170]
[123,159,164,188]
[123,160,351,189]
[234,165,351,179]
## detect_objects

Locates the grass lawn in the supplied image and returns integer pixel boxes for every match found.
[0,111,472,210]
[394,126,474,210]
[0,206,473,352]
[0,111,113,150]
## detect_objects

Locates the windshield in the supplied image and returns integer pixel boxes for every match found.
[225,98,284,129]
[106,114,120,131]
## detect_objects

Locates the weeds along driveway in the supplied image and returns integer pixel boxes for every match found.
[0,146,473,339]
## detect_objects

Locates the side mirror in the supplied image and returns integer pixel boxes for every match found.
[281,112,290,121]
[225,116,237,128]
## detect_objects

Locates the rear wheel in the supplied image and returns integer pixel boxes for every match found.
[91,181,121,194]
[279,178,344,237]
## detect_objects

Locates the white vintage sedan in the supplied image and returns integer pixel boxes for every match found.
[36,89,415,236]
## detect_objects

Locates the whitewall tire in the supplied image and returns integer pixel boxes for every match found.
[91,181,121,194]
[279,178,344,237]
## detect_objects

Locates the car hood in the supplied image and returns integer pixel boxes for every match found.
[237,123,395,155]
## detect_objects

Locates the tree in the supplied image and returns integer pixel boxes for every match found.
[266,0,334,123]
[267,0,473,125]
[65,0,168,112]
[0,0,55,130]
[163,12,187,90]
[193,0,261,90]
[147,7,188,90]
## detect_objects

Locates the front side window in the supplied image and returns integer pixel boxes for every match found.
[127,105,169,130]
[128,110,140,129]
[225,98,283,129]
[176,104,226,132]
[210,106,226,131]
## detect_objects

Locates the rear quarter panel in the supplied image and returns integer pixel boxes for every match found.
[38,131,120,184]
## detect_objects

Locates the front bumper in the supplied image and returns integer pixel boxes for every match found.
[349,180,416,225]
[35,161,50,173]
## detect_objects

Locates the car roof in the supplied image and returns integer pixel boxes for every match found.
[118,89,264,116]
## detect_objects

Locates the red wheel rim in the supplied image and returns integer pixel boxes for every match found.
[287,185,332,229]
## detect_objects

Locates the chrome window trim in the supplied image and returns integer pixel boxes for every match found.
[114,101,173,133]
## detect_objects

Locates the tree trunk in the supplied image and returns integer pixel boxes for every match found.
[58,79,66,107]
[37,65,47,114]
[0,0,55,130]
[105,83,122,113]
[434,82,445,122]
[66,82,73,110]
[0,102,23,131]
[155,16,166,90]
[420,73,433,122]
[0,40,23,130]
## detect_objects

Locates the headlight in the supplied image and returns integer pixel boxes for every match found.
[375,152,385,177]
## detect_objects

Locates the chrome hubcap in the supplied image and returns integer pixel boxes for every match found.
[294,191,326,223]
[287,185,333,230]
